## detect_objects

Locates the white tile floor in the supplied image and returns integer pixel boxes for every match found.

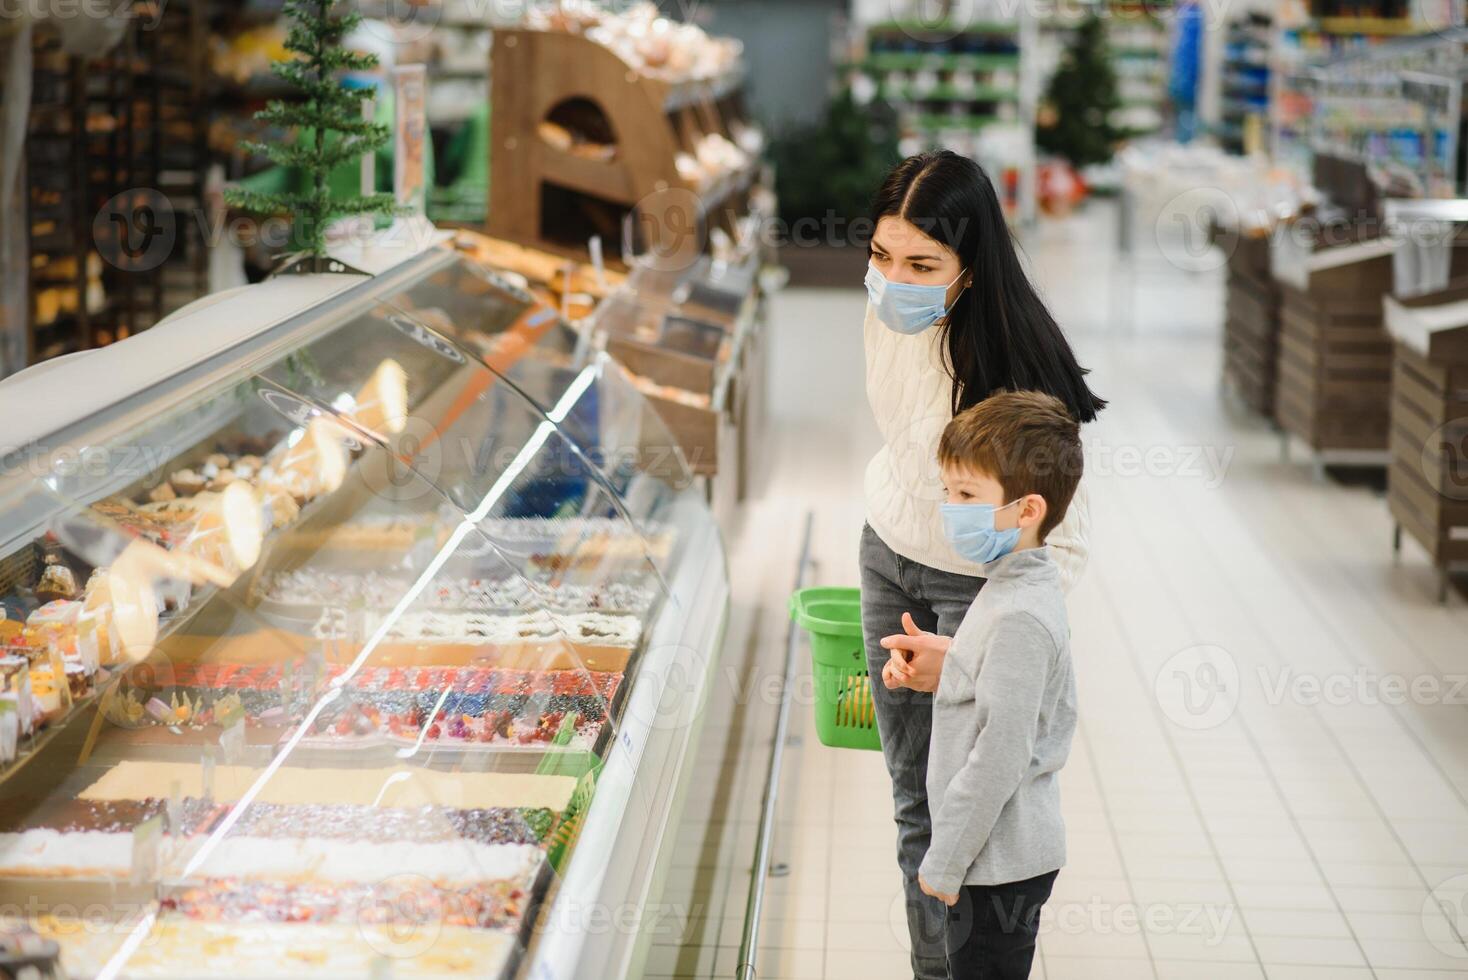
[644,202,1468,979]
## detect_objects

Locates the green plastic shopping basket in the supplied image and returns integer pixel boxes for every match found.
[789,587,882,751]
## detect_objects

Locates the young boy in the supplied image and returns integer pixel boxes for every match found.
[883,390,1081,980]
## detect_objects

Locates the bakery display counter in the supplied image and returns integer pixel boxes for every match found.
[0,241,729,979]
[587,249,767,516]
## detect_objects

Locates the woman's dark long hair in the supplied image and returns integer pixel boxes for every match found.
[871,150,1106,422]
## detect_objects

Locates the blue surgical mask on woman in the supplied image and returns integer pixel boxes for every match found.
[941,499,1023,564]
[865,263,967,335]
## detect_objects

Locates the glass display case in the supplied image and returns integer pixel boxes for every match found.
[0,243,730,979]
[587,247,766,498]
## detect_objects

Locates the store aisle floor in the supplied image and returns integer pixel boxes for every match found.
[646,204,1468,980]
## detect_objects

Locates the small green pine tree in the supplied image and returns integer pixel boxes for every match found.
[770,90,901,231]
[224,0,397,265]
[1037,14,1124,168]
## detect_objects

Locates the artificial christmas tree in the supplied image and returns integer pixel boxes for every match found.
[1037,14,1124,169]
[224,0,396,270]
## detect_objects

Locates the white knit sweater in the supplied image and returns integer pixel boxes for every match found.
[862,303,1091,590]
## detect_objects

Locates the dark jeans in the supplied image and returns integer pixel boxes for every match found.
[859,524,985,980]
[945,870,1058,979]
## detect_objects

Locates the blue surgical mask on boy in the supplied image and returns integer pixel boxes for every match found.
[864,263,967,335]
[941,499,1023,564]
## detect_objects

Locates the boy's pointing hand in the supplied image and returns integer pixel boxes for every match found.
[879,612,950,693]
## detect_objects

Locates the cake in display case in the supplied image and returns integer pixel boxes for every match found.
[0,243,730,979]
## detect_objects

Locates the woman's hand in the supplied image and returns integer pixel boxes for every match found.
[879,612,950,693]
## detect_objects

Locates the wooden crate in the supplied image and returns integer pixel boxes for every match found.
[1222,249,1281,416]
[1384,288,1468,591]
[1274,283,1395,452]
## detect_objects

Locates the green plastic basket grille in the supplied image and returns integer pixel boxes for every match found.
[789,587,881,752]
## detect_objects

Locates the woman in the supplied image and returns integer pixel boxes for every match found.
[859,150,1104,978]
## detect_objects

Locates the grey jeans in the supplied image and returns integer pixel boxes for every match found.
[859,523,985,980]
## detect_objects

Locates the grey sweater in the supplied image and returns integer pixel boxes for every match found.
[918,546,1077,892]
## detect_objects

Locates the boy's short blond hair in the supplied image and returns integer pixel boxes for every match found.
[937,390,1083,540]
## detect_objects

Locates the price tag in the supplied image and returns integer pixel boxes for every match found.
[47,647,73,712]
[306,646,325,689]
[588,236,607,291]
[131,814,162,884]
[220,718,245,764]
[408,529,436,572]
[614,726,639,776]
[393,65,428,216]
[13,669,33,734]
[75,611,100,674]
[360,97,377,198]
[166,778,183,832]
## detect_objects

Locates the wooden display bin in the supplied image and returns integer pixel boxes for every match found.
[1218,230,1280,416]
[487,24,770,511]
[488,27,755,266]
[608,338,725,480]
[1271,233,1398,456]
[1383,285,1468,600]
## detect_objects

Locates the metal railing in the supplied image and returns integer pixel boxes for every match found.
[735,511,815,980]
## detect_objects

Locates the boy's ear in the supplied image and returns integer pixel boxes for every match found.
[1016,493,1048,530]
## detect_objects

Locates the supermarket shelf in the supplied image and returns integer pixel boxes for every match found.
[1110,45,1165,57]
[913,112,1011,132]
[1316,16,1436,36]
[882,84,1019,104]
[850,51,1020,71]
[663,66,746,111]
[868,19,1019,36]
[429,67,487,80]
